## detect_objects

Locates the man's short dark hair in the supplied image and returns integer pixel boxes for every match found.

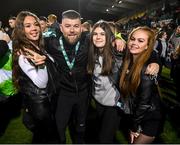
[62,10,81,20]
[39,16,47,22]
[9,16,16,20]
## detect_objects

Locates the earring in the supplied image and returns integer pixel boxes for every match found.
[145,47,148,50]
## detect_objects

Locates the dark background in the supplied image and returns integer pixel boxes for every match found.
[0,0,118,26]
[0,0,179,28]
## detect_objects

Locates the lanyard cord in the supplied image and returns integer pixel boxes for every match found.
[59,37,80,70]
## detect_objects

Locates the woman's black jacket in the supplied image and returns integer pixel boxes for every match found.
[129,64,162,132]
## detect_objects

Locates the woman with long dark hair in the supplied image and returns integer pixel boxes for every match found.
[120,26,163,144]
[87,20,123,143]
[12,11,59,143]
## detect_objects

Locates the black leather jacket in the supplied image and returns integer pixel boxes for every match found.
[110,49,124,87]
[130,64,162,132]
[19,56,59,102]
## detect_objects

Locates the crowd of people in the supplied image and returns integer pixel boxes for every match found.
[0,8,179,144]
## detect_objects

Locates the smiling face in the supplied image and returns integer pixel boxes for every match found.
[39,20,47,32]
[60,18,82,45]
[128,29,149,55]
[23,16,41,41]
[92,26,106,49]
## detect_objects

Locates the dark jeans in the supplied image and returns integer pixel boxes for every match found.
[95,101,121,143]
[55,89,89,143]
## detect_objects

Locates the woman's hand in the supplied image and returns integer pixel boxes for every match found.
[23,48,46,65]
[130,130,140,143]
[145,63,159,76]
[114,39,126,52]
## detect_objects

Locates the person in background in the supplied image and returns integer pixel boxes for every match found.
[39,16,48,33]
[154,31,169,73]
[170,44,180,102]
[86,20,93,29]
[119,26,163,144]
[107,21,125,60]
[39,16,56,38]
[12,11,59,143]
[47,14,61,38]
[7,16,16,38]
[82,21,92,33]
[108,21,125,40]
[168,25,180,54]
[0,35,21,136]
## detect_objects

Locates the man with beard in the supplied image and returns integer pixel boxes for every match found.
[44,10,93,143]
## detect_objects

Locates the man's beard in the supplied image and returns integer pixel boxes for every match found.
[64,34,80,45]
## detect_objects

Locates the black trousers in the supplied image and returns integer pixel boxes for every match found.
[95,101,121,143]
[55,89,89,143]
[22,94,59,144]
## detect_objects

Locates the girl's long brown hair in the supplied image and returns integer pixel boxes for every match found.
[12,11,44,89]
[87,20,114,75]
[119,26,156,97]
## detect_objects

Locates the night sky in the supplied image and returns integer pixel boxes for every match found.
[0,0,118,27]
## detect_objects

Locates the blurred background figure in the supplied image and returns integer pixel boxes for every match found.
[6,16,16,38]
[82,21,92,33]
[0,35,22,137]
[47,14,61,38]
[154,31,169,73]
[170,44,180,102]
[39,16,48,33]
[168,25,180,53]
